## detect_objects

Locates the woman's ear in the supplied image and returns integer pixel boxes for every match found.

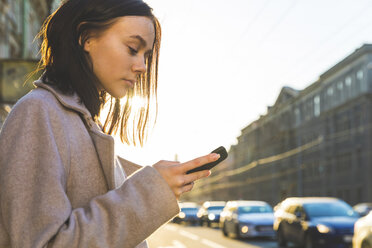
[81,37,93,53]
[77,22,92,53]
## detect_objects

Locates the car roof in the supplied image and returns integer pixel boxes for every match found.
[179,202,199,208]
[181,206,199,209]
[354,203,372,207]
[281,197,341,205]
[226,200,271,207]
[202,201,226,208]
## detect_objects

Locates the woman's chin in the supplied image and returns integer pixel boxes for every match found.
[106,88,129,99]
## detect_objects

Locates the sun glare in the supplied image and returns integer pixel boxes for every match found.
[130,95,147,110]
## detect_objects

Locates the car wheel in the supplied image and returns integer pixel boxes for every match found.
[277,227,287,247]
[235,224,241,239]
[304,234,313,248]
[362,241,372,248]
[203,219,208,227]
[222,223,228,237]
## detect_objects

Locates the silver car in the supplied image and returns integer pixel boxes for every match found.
[353,203,372,217]
[353,211,372,248]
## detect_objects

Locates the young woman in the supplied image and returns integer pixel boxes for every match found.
[0,0,219,247]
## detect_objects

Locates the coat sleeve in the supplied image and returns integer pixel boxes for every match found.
[0,96,180,248]
[117,156,144,177]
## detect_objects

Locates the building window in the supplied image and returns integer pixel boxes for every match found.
[305,99,313,120]
[327,86,334,96]
[337,81,344,102]
[356,69,367,92]
[314,95,320,117]
[345,76,352,86]
[326,86,334,109]
[295,108,301,126]
[346,76,352,96]
[357,70,364,80]
[357,148,363,168]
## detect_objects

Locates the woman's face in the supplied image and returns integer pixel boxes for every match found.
[83,16,155,98]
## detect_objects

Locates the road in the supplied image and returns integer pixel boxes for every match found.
[147,223,278,248]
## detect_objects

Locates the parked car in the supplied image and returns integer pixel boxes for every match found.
[173,202,200,224]
[353,210,372,248]
[353,203,372,217]
[274,197,359,248]
[219,200,276,239]
[197,201,225,227]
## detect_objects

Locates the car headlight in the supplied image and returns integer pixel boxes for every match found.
[241,225,249,233]
[179,212,186,219]
[197,212,202,218]
[208,213,215,220]
[317,224,333,233]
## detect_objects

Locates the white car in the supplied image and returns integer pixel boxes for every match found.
[353,211,372,248]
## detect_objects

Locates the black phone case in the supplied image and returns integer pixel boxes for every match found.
[186,146,228,174]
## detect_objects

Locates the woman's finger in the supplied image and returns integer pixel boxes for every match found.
[181,181,194,193]
[183,170,211,185]
[179,153,220,173]
[154,160,180,166]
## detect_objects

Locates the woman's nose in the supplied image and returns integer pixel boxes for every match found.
[132,56,146,74]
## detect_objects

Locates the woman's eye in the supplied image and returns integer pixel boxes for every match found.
[128,46,138,55]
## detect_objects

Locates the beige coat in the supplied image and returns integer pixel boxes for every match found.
[0,80,180,248]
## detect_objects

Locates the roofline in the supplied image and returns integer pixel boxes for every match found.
[319,44,372,80]
[240,44,372,134]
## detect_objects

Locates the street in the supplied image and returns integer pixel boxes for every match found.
[147,223,278,248]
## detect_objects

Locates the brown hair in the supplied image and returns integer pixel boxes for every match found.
[37,0,161,146]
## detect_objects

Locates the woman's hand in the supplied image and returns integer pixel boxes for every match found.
[153,153,220,199]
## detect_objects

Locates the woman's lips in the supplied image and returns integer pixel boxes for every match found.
[122,79,135,88]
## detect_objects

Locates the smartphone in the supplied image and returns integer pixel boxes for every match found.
[186,146,228,174]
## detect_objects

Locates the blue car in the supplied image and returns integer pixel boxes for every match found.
[220,200,276,239]
[173,206,200,224]
[274,197,359,248]
[197,201,226,227]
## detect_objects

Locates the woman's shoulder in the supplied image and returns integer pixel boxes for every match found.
[15,79,87,114]
[18,87,61,107]
[0,87,72,142]
[7,86,74,124]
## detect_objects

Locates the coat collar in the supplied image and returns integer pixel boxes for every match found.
[34,80,92,120]
[34,80,117,190]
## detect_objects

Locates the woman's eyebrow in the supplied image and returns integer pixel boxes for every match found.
[129,35,147,47]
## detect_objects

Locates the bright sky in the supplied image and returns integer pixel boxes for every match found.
[116,0,372,166]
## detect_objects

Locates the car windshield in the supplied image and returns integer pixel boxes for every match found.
[238,205,273,214]
[181,207,198,213]
[208,206,224,212]
[303,201,359,218]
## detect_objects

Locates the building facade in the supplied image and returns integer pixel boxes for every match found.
[0,0,55,59]
[0,0,58,128]
[188,44,372,206]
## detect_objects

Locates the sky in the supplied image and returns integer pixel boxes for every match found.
[115,0,372,166]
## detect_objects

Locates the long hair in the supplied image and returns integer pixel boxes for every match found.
[37,0,161,146]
